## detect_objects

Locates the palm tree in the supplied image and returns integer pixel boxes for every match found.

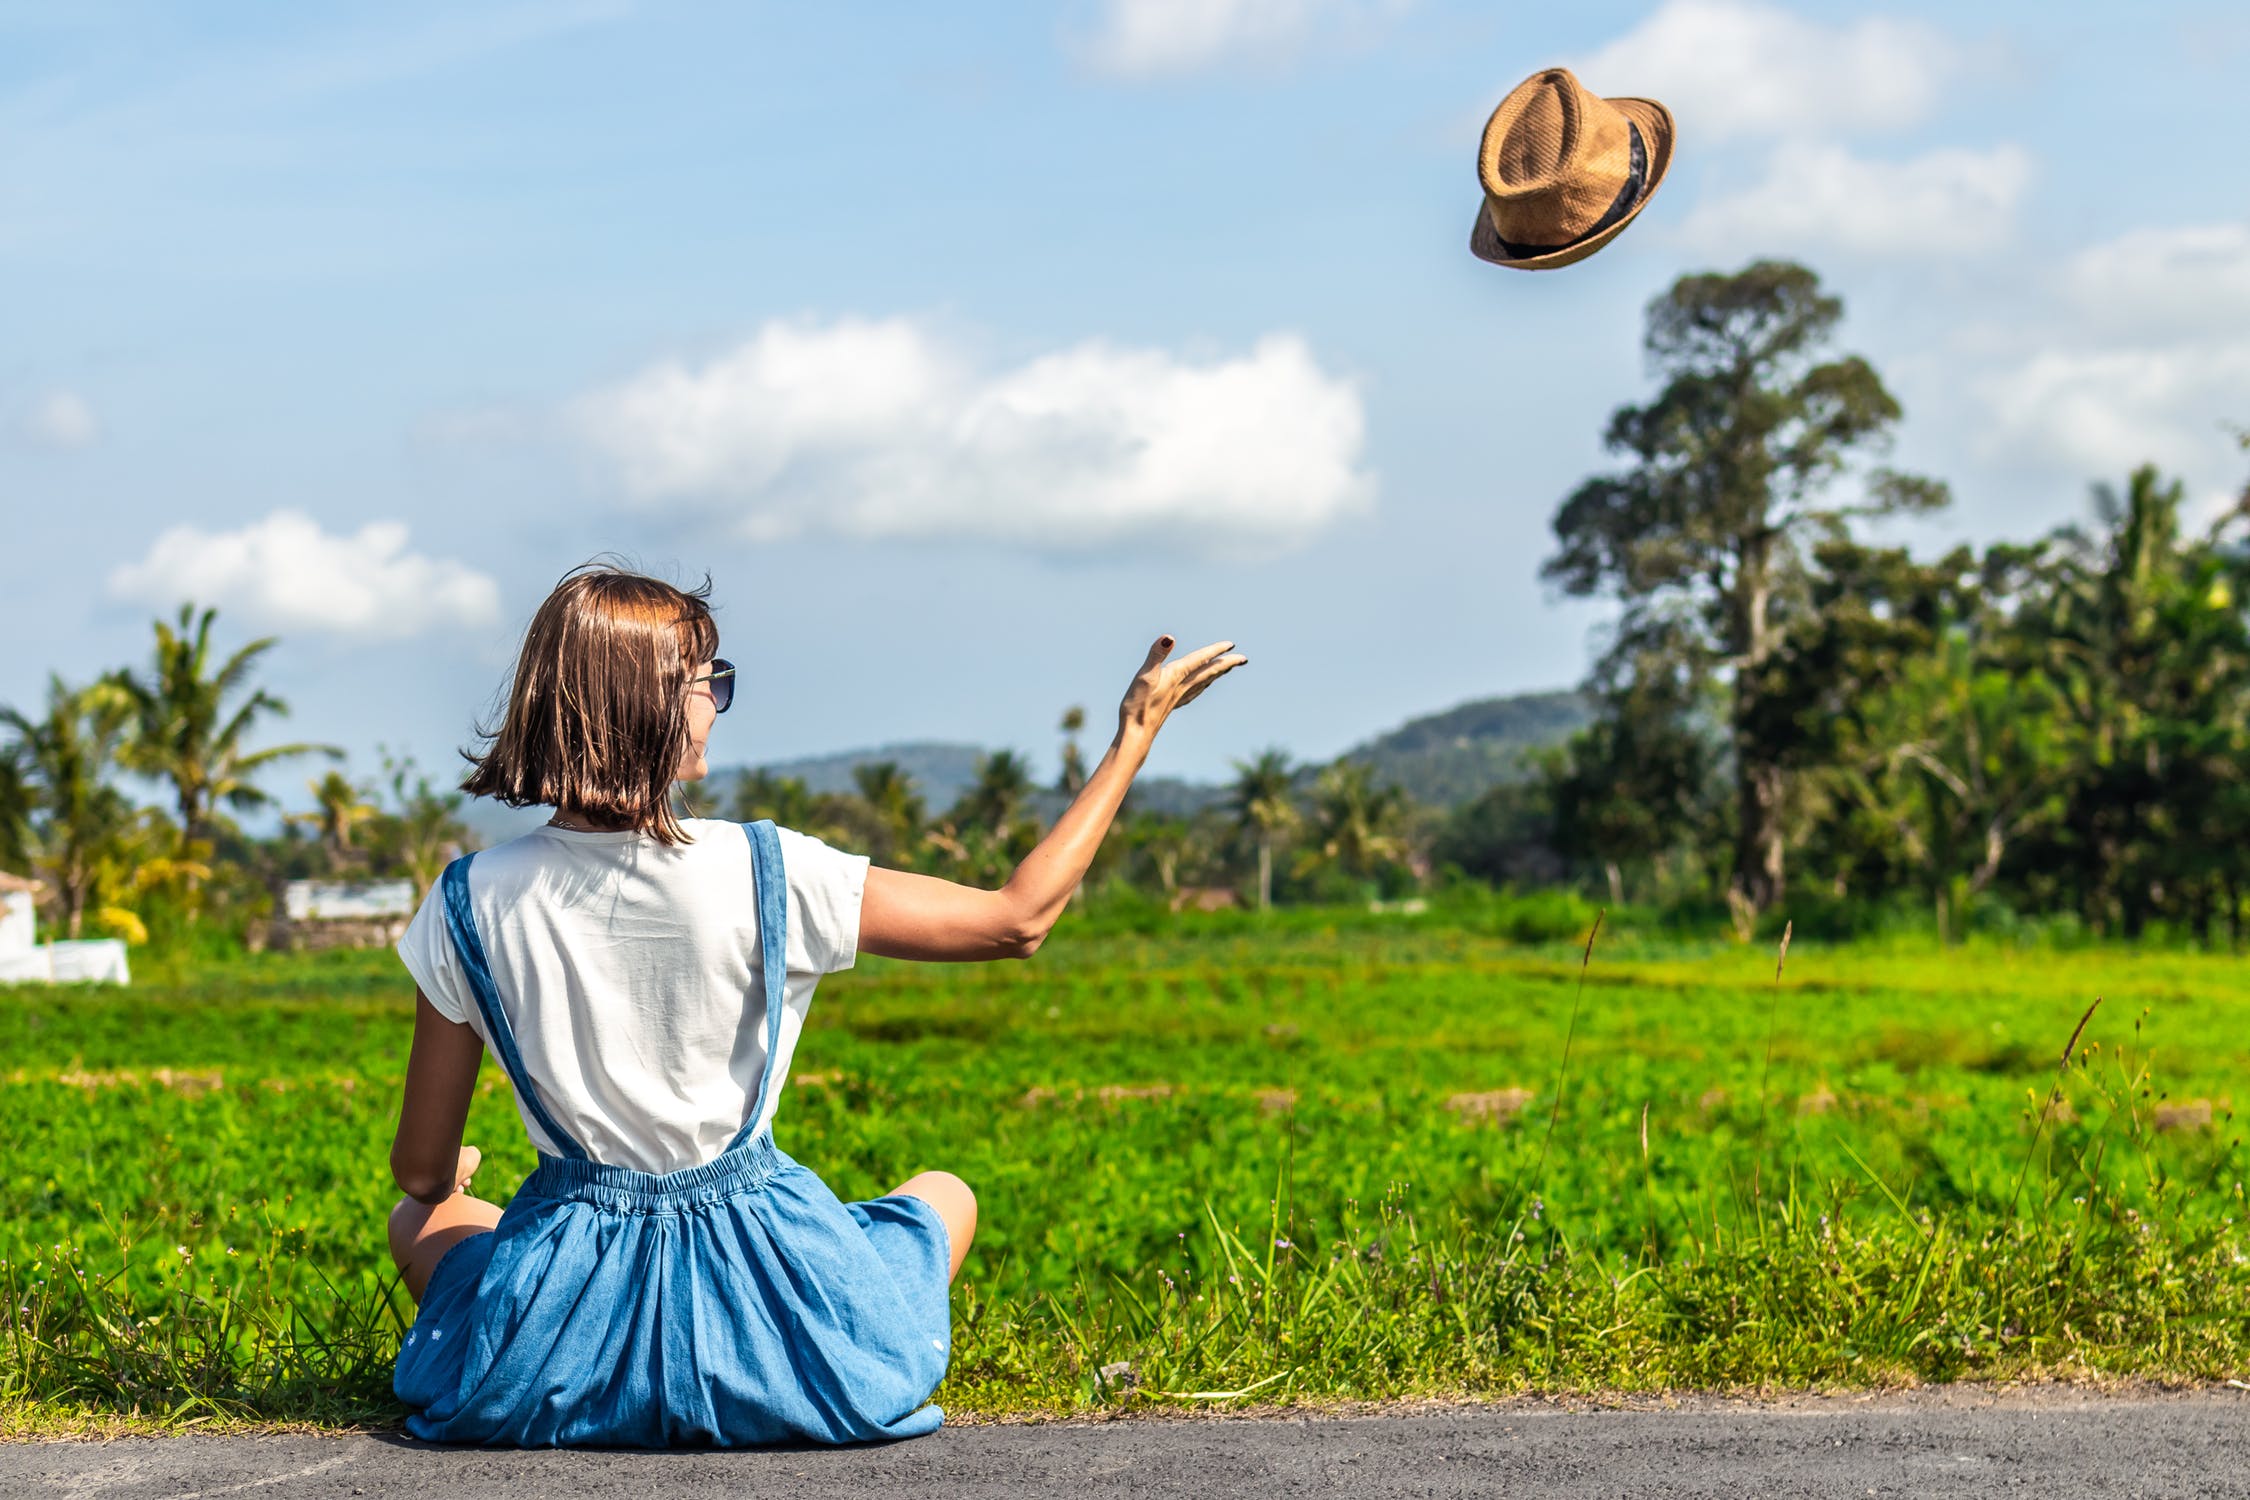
[114,603,338,845]
[1228,748,1299,910]
[956,750,1034,833]
[291,769,379,870]
[1056,706,1089,797]
[1302,761,1409,884]
[0,735,32,873]
[0,677,138,937]
[851,761,925,864]
[370,752,476,898]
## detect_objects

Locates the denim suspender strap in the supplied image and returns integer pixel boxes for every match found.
[438,855,590,1162]
[725,820,789,1153]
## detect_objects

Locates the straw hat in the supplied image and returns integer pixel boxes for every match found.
[1470,67,1675,271]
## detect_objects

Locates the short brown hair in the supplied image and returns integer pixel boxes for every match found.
[463,564,719,845]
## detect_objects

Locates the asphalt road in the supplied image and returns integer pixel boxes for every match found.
[8,1388,2246,1499]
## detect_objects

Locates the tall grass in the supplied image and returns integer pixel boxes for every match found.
[4,1209,406,1431]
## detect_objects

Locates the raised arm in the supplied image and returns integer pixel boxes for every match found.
[859,634,1245,962]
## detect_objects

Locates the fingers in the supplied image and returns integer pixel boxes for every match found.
[1172,639,1237,673]
[1175,652,1248,708]
[1132,635,1244,720]
[455,1145,482,1188]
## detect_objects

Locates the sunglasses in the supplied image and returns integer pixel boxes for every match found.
[691,659,736,715]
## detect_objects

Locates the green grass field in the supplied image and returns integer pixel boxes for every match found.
[5,903,2247,1435]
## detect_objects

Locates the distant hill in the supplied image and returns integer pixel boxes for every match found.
[711,739,1226,822]
[744,740,993,811]
[1336,690,1590,807]
[700,690,1589,823]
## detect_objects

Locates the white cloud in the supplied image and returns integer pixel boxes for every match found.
[1572,0,1956,141]
[2059,222,2250,338]
[1077,0,1406,79]
[107,511,501,639]
[25,389,98,449]
[575,317,1375,559]
[1975,346,2250,494]
[1968,220,2250,518]
[1676,141,2031,258]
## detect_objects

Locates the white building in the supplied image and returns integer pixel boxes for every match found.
[0,871,132,985]
[266,878,415,951]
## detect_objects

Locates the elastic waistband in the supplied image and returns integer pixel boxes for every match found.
[519,1134,790,1213]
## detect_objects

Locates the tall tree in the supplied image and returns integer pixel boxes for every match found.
[1056,706,1089,797]
[1544,261,1945,913]
[1228,748,1298,910]
[114,603,337,845]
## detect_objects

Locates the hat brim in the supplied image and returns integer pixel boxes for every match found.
[1470,97,1675,271]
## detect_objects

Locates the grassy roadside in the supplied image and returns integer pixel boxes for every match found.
[9,1198,2249,1439]
[6,910,2248,1435]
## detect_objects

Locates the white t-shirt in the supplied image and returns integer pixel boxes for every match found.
[396,819,869,1175]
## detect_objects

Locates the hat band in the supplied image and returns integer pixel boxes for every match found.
[1489,121,1647,261]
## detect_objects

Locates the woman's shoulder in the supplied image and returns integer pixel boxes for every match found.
[677,817,755,850]
[692,818,844,853]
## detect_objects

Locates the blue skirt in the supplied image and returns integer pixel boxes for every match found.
[395,1137,953,1447]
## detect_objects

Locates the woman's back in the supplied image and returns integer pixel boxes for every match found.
[381,562,1244,1446]
[397,818,868,1174]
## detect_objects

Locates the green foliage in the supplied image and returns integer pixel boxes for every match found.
[0,605,351,950]
[1,676,142,938]
[357,752,476,898]
[1297,761,1412,894]
[727,768,821,830]
[0,737,31,873]
[1535,262,2250,941]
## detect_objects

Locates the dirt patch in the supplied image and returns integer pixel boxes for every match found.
[2154,1099,2216,1132]
[1097,1084,1179,1106]
[1016,1083,1184,1109]
[1446,1087,1534,1125]
[28,1067,228,1098]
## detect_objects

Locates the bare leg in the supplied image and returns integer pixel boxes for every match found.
[887,1170,977,1283]
[388,1146,502,1303]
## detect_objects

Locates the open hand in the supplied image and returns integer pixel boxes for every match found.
[1119,635,1248,742]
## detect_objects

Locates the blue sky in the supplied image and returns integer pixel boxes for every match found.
[5,0,2248,800]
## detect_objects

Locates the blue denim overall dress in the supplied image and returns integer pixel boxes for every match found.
[395,820,952,1447]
